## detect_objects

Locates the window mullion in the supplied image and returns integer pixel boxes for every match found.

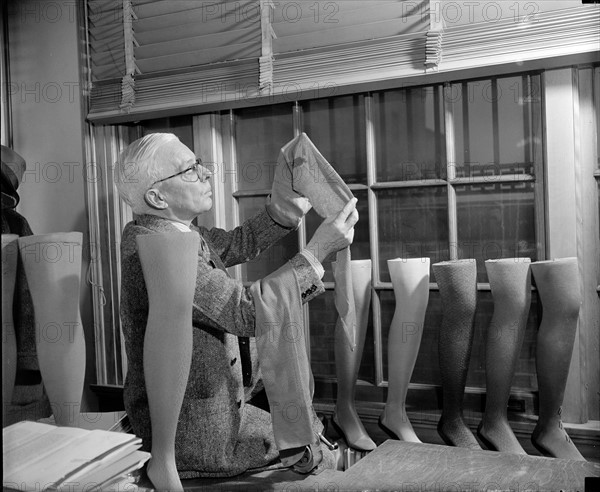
[492,78,500,165]
[293,101,311,359]
[530,75,546,259]
[444,83,459,260]
[365,93,384,387]
[226,109,242,281]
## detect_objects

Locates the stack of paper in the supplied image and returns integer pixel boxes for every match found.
[3,420,150,491]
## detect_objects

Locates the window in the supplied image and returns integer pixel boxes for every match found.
[220,73,544,408]
[90,65,599,425]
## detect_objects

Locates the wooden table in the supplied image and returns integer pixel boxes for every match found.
[341,440,600,492]
[115,439,600,491]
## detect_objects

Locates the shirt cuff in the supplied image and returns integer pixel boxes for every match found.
[300,248,325,279]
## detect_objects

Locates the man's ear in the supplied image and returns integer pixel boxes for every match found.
[144,188,168,210]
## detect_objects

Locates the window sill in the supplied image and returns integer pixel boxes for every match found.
[314,400,600,463]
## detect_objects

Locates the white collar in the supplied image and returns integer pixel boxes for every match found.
[168,220,192,232]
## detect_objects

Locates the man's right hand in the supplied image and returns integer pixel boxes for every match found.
[306,198,359,263]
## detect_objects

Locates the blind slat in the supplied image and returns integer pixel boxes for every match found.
[272,2,427,37]
[271,0,426,24]
[135,43,261,73]
[273,18,427,54]
[133,0,257,20]
[135,27,260,60]
[134,15,257,43]
[133,6,258,33]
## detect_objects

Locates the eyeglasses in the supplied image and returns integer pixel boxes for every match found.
[151,159,214,186]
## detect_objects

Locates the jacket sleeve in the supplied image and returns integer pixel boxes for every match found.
[199,209,291,268]
[192,249,325,338]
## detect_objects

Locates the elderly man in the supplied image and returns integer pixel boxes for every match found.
[116,133,358,489]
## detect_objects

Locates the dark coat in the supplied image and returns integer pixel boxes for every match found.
[120,211,324,478]
[2,209,51,421]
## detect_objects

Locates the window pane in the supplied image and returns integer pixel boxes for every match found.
[309,289,375,383]
[452,75,540,177]
[305,190,370,283]
[235,104,294,191]
[377,187,449,282]
[140,115,194,150]
[302,95,367,184]
[373,86,446,181]
[380,289,539,391]
[456,182,537,283]
[238,196,299,282]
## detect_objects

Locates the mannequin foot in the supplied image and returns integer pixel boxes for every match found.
[477,419,526,454]
[532,417,586,461]
[146,455,183,492]
[379,408,421,443]
[332,408,376,451]
[437,416,480,449]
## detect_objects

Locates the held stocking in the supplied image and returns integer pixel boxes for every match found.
[278,133,356,348]
[2,235,19,424]
[18,232,86,427]
[381,258,430,443]
[433,259,480,449]
[479,258,531,454]
[332,260,376,451]
[530,258,585,461]
[137,232,199,491]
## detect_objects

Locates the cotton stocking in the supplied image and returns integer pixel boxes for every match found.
[381,258,430,443]
[530,258,585,461]
[433,259,480,449]
[479,258,530,454]
[333,260,376,451]
[137,232,199,491]
[19,232,86,427]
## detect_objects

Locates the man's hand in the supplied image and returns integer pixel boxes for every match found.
[306,198,359,263]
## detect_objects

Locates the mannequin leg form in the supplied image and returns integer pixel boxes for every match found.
[479,258,531,454]
[433,259,480,449]
[137,232,199,491]
[18,233,86,427]
[332,260,376,451]
[380,258,430,442]
[2,235,19,425]
[530,258,585,461]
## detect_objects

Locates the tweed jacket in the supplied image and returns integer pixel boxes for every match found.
[120,210,324,478]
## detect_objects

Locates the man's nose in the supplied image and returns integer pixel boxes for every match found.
[200,165,214,181]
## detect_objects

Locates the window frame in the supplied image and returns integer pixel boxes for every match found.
[86,63,599,425]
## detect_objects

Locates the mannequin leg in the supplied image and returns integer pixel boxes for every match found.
[433,259,480,449]
[2,235,19,425]
[479,258,531,454]
[380,258,430,443]
[530,258,585,461]
[18,233,86,427]
[137,232,199,491]
[332,260,376,451]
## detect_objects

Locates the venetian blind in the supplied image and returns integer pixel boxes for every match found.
[85,1,599,123]
[87,0,263,119]
[269,0,429,92]
[436,5,600,72]
[87,0,126,82]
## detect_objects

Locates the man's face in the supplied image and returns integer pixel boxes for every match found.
[156,140,213,220]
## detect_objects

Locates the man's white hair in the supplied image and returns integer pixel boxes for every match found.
[115,133,181,214]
